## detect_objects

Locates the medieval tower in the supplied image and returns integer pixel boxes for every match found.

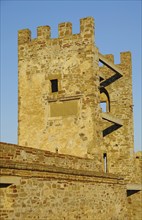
[18,17,102,160]
[0,17,141,220]
[18,17,134,176]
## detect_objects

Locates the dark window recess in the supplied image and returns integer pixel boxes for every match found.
[50,79,58,93]
[127,190,140,197]
[103,153,107,173]
[0,183,12,188]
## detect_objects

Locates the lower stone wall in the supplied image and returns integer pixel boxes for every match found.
[127,191,142,220]
[0,142,102,172]
[0,170,127,220]
[127,152,142,220]
[0,143,128,219]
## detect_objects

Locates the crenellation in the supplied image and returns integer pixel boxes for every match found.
[120,52,132,74]
[18,17,95,47]
[37,25,51,39]
[99,52,131,67]
[80,17,94,41]
[58,22,72,38]
[1,16,141,220]
[120,51,131,64]
[18,29,31,44]
[104,54,114,63]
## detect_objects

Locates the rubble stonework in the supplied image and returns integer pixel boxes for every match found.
[0,142,128,220]
[0,17,141,219]
[18,17,103,164]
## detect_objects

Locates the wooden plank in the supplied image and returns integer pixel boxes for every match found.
[102,112,123,125]
[99,53,123,76]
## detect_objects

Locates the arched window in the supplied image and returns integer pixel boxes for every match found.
[100,88,110,112]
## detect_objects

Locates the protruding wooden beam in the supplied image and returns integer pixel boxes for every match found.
[127,184,142,191]
[102,112,123,126]
[99,53,123,77]
[102,112,123,137]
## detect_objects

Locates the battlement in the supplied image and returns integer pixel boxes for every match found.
[18,17,94,44]
[120,51,131,65]
[99,51,131,66]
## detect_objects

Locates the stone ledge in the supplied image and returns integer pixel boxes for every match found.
[0,167,124,185]
[0,142,100,172]
[0,160,123,181]
[47,94,83,102]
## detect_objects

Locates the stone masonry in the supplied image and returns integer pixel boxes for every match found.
[0,17,142,219]
[18,17,103,165]
[0,142,128,220]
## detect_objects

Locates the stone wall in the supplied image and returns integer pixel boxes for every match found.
[99,53,142,220]
[127,190,142,220]
[99,52,134,179]
[18,17,103,162]
[127,152,142,220]
[1,17,141,220]
[0,142,102,172]
[0,143,128,220]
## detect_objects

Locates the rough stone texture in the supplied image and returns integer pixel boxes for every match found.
[0,142,101,173]
[0,17,142,219]
[99,52,134,179]
[127,152,142,220]
[99,53,142,219]
[127,190,142,220]
[18,17,103,164]
[0,143,127,220]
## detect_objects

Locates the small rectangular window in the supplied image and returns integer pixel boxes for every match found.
[50,79,58,93]
[103,153,107,173]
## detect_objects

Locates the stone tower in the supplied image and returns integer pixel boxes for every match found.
[18,17,135,175]
[99,52,134,178]
[0,17,141,220]
[18,17,103,165]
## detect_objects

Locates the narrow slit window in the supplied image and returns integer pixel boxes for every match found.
[103,153,107,173]
[50,79,58,93]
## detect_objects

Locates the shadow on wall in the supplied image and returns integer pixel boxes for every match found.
[103,124,122,137]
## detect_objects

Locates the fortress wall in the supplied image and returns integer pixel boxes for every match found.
[0,142,101,172]
[1,16,141,220]
[0,143,127,220]
[127,152,142,220]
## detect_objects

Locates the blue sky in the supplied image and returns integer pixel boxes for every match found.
[0,0,141,152]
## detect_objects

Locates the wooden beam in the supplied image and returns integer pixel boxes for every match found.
[99,53,123,77]
[102,112,123,126]
[127,184,142,191]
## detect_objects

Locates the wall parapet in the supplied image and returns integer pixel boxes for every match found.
[18,17,95,45]
[99,51,131,66]
[0,142,100,172]
[0,142,124,183]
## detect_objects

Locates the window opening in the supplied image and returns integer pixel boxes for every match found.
[0,183,12,188]
[103,153,107,173]
[100,87,110,112]
[99,61,103,67]
[50,79,58,93]
[100,102,107,112]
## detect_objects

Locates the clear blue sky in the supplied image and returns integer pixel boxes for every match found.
[1,0,141,152]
